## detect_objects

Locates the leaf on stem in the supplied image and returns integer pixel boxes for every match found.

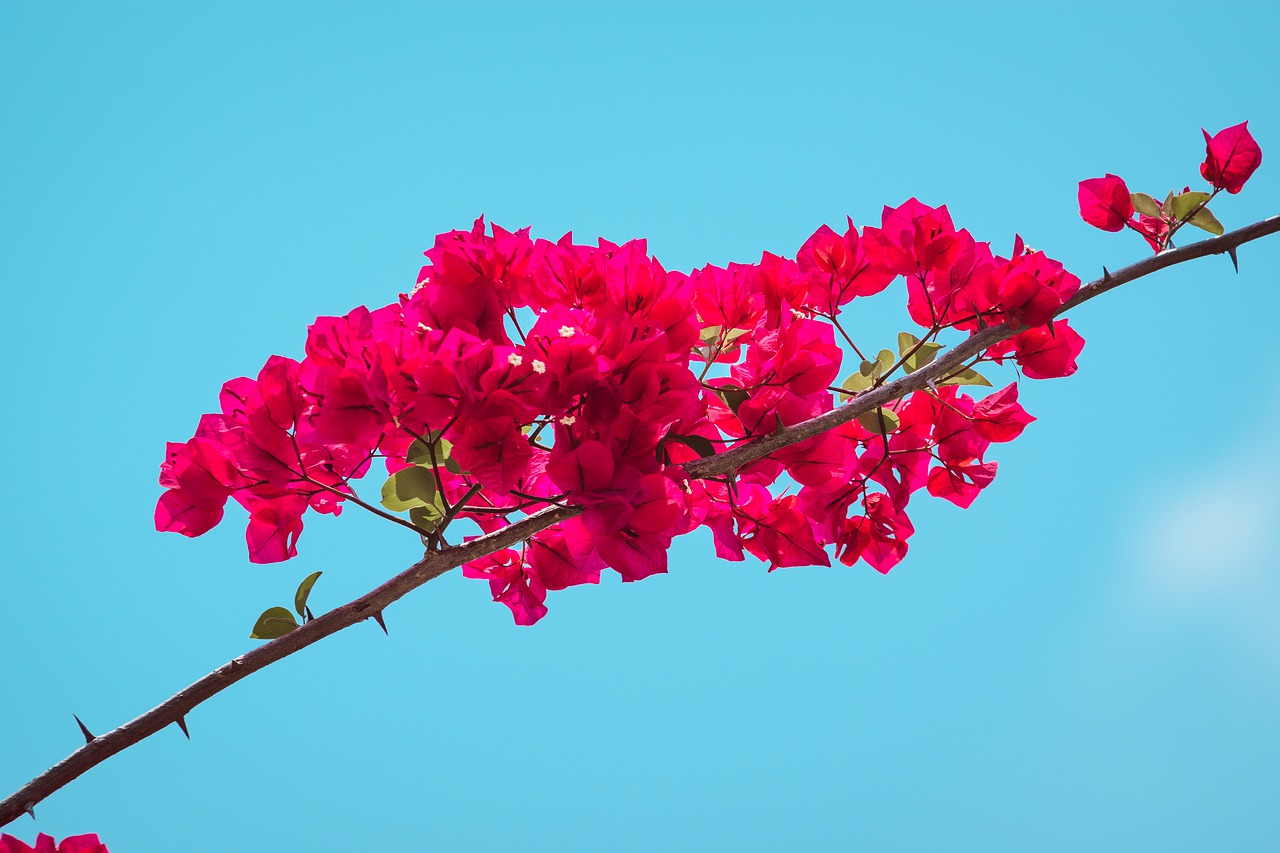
[1170,191,1212,220]
[1186,206,1225,235]
[1131,192,1162,218]
[294,571,323,618]
[937,367,993,388]
[379,466,438,512]
[249,606,299,640]
[856,407,901,435]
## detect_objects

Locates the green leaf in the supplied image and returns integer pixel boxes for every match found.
[1187,206,1225,236]
[406,437,455,467]
[249,607,299,640]
[409,498,447,533]
[856,407,901,435]
[698,324,723,346]
[838,367,874,401]
[937,366,993,388]
[1162,190,1175,214]
[904,342,945,374]
[294,571,322,618]
[667,434,716,459]
[873,348,896,378]
[897,331,920,357]
[406,438,433,465]
[714,385,750,416]
[1170,191,1212,220]
[1130,192,1162,218]
[379,466,438,512]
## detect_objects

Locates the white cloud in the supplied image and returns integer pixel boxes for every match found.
[1123,421,1280,662]
[1135,468,1276,600]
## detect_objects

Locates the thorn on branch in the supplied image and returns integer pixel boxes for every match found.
[176,716,191,740]
[1102,266,1111,281]
[371,610,389,635]
[73,714,95,744]
[23,803,35,821]
[1228,246,1239,273]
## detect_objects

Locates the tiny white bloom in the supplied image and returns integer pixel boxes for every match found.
[507,353,523,367]
[558,325,575,338]
[790,307,805,318]
[531,359,546,374]
[417,322,433,332]
[412,277,430,294]
[559,415,576,426]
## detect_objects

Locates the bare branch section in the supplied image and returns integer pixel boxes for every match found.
[3,214,1277,828]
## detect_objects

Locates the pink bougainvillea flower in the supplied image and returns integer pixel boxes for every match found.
[1077,174,1133,232]
[926,457,999,509]
[837,492,914,574]
[1132,212,1170,253]
[741,494,830,570]
[238,494,308,564]
[0,835,109,853]
[796,218,894,312]
[971,383,1036,442]
[463,548,548,626]
[1011,319,1085,380]
[1201,121,1262,194]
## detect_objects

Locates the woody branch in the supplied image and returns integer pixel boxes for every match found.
[2,213,1277,828]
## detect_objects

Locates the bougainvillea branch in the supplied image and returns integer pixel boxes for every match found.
[3,211,1277,829]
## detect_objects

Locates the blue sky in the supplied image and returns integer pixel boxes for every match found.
[2,2,1278,850]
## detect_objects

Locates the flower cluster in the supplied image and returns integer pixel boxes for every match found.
[0,834,108,853]
[1078,121,1262,251]
[159,200,1086,624]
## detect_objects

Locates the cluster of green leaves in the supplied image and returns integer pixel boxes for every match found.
[381,434,461,533]
[1131,189,1224,236]
[248,571,322,640]
[837,332,991,435]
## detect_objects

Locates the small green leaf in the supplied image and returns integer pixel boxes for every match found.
[1170,191,1212,220]
[294,571,322,618]
[1130,192,1162,218]
[667,434,716,459]
[698,324,723,346]
[839,368,874,401]
[897,331,921,357]
[873,348,896,379]
[1162,190,1175,214]
[1187,206,1225,236]
[856,407,901,435]
[379,466,438,512]
[410,499,446,533]
[406,439,433,466]
[406,437,456,467]
[250,607,299,640]
[904,342,945,374]
[937,366,993,388]
[714,385,750,416]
